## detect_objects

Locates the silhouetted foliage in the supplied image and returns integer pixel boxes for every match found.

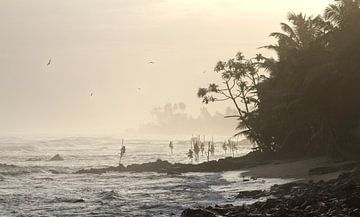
[198,0,360,158]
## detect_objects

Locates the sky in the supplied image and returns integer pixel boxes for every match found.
[0,0,333,136]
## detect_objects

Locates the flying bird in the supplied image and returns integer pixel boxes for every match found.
[148,61,154,64]
[47,59,51,66]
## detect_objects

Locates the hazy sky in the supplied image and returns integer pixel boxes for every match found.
[0,0,333,136]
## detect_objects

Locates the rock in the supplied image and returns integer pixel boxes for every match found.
[127,159,172,172]
[74,151,272,174]
[72,199,85,203]
[236,190,266,199]
[353,168,360,183]
[347,195,360,207]
[75,164,126,174]
[181,208,217,217]
[26,157,42,161]
[49,154,64,161]
[181,169,360,217]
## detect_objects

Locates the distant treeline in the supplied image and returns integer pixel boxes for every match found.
[198,0,360,158]
[127,103,237,136]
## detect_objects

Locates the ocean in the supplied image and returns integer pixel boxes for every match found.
[0,136,291,216]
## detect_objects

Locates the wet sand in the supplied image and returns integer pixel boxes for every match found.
[242,156,355,182]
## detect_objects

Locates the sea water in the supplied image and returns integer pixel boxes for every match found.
[0,137,291,216]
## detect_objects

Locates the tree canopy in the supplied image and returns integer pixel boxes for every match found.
[198,0,360,158]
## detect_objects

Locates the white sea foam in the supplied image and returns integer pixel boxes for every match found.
[0,137,291,216]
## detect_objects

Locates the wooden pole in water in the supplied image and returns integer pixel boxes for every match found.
[191,134,194,149]
[119,138,124,166]
[207,141,210,162]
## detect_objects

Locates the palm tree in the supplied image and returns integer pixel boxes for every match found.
[263,13,329,61]
[324,0,360,27]
[325,2,344,26]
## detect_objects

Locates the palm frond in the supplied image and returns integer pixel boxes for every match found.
[280,22,297,39]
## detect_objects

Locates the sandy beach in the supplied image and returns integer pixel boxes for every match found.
[242,157,352,182]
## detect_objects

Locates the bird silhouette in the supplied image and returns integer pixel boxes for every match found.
[148,61,154,64]
[47,59,51,66]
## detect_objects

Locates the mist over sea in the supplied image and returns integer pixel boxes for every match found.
[0,137,290,216]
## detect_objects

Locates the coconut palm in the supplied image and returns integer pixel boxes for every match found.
[263,13,329,62]
[324,0,360,27]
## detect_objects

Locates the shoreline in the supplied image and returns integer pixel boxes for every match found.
[182,170,360,217]
[242,157,358,182]
[75,152,359,216]
[75,151,271,174]
[76,151,356,181]
[180,156,359,217]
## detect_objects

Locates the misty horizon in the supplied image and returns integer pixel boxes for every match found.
[0,0,332,136]
[1,1,360,217]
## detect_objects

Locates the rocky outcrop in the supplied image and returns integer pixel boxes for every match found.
[76,164,126,174]
[75,151,270,174]
[49,154,64,161]
[236,190,266,199]
[182,171,360,217]
[127,159,173,172]
[26,157,42,161]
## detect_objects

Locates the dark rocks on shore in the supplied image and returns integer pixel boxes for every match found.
[74,151,358,176]
[76,164,126,174]
[181,208,217,217]
[236,190,266,199]
[182,170,360,217]
[75,152,270,174]
[49,154,64,161]
[127,159,173,172]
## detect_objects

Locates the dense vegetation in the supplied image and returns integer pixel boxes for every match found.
[198,0,360,158]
